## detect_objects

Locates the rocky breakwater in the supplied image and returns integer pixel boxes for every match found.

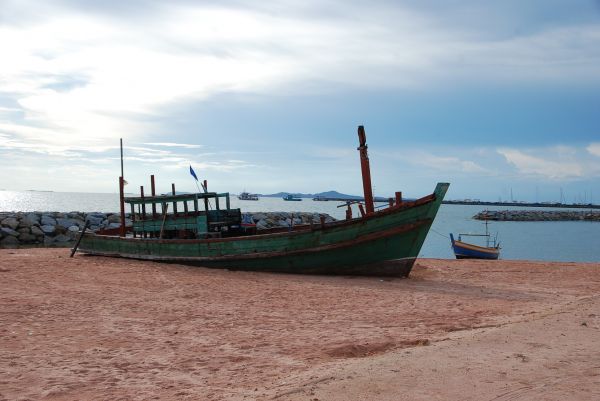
[243,212,335,230]
[0,211,335,248]
[474,210,600,222]
[0,212,132,248]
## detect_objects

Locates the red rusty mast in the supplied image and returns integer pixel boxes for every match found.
[357,125,375,214]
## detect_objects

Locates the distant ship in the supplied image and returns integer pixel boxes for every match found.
[238,191,259,201]
[283,194,302,201]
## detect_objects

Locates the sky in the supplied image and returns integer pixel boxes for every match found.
[1,0,599,203]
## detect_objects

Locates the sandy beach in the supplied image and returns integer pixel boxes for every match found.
[1,249,599,400]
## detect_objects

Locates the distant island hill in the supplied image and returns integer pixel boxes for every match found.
[253,191,600,209]
[257,191,389,202]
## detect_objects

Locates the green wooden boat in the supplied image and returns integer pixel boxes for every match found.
[77,183,448,276]
[76,126,449,276]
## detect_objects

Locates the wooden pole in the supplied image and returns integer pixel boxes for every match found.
[120,138,124,180]
[140,186,146,238]
[357,126,375,214]
[150,175,157,218]
[119,176,126,237]
[130,202,136,238]
[70,221,90,257]
[159,204,169,239]
[171,183,177,215]
[395,191,402,206]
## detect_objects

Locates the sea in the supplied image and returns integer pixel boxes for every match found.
[1,190,599,263]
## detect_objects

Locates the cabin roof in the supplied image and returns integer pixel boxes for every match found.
[125,192,229,205]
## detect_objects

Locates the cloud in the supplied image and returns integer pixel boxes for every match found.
[587,143,600,157]
[143,142,203,148]
[496,147,592,179]
[2,0,599,149]
[393,150,490,174]
[420,155,488,174]
[1,1,599,192]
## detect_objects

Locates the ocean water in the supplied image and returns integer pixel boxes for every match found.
[1,190,599,262]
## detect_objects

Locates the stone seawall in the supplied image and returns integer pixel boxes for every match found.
[0,211,335,248]
[474,210,600,222]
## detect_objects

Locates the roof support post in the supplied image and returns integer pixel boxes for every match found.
[119,176,126,237]
[140,186,146,238]
[151,175,157,218]
[171,183,178,215]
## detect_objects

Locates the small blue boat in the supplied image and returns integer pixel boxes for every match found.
[450,220,500,259]
[283,194,302,201]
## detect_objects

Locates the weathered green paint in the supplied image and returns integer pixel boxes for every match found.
[133,215,208,233]
[79,183,449,276]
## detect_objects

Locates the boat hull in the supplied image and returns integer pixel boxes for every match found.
[78,183,449,276]
[450,235,499,260]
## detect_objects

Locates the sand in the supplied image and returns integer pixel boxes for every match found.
[1,249,599,400]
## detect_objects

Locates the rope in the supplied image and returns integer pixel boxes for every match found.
[429,228,450,239]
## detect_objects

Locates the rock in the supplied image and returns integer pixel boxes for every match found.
[68,225,80,232]
[1,217,19,230]
[41,215,57,226]
[107,214,122,223]
[40,225,56,234]
[56,218,77,228]
[1,227,19,237]
[20,214,40,227]
[18,233,37,243]
[31,226,44,236]
[53,234,72,243]
[0,235,20,247]
[108,222,121,229]
[86,216,104,226]
[252,213,267,222]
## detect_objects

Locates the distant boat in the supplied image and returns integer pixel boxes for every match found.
[238,192,259,201]
[313,196,328,201]
[450,220,500,260]
[283,194,302,201]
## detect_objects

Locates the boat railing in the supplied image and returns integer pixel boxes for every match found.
[125,191,243,238]
[457,233,498,248]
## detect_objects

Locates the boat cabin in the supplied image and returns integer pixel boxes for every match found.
[125,191,250,239]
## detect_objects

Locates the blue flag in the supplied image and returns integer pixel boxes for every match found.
[189,165,198,181]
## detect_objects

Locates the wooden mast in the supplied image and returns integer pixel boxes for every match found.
[357,125,375,214]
